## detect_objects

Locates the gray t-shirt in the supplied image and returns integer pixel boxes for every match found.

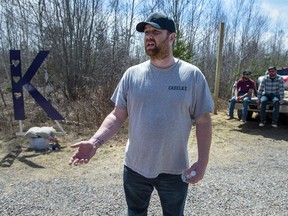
[111,59,214,178]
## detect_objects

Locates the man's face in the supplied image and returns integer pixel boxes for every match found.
[268,69,277,78]
[143,25,173,60]
[242,74,249,80]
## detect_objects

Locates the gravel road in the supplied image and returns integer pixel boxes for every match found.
[0,113,287,216]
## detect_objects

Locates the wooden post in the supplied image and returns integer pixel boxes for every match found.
[213,22,225,114]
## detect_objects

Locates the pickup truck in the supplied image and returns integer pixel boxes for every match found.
[233,67,288,120]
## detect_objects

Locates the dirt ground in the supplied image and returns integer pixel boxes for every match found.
[0,107,287,184]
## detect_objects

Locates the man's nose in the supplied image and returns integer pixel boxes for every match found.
[145,33,152,38]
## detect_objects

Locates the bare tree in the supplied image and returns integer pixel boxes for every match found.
[0,0,286,108]
[268,30,287,66]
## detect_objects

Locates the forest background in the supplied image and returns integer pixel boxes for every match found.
[0,0,287,133]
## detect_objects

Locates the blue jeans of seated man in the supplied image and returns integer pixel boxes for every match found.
[123,165,188,216]
[260,93,280,124]
[229,93,251,120]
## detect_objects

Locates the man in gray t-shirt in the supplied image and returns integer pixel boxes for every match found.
[69,12,214,216]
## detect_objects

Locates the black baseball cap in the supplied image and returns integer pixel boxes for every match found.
[268,66,276,71]
[136,12,176,33]
[243,70,251,75]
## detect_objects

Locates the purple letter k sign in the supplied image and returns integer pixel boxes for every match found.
[10,50,64,120]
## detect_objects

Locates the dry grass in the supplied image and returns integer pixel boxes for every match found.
[0,93,287,185]
[1,106,287,182]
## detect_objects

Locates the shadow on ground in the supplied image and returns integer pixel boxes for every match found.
[0,145,62,168]
[233,114,288,141]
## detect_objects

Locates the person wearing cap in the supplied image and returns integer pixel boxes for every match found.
[257,66,285,127]
[69,12,213,215]
[228,70,256,122]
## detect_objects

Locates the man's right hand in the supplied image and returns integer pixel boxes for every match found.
[69,141,97,166]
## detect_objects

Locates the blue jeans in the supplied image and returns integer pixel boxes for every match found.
[229,93,251,120]
[123,165,188,216]
[260,93,280,124]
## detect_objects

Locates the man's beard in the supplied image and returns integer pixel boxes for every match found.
[145,35,170,60]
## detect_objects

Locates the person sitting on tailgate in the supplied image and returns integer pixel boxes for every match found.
[228,70,256,122]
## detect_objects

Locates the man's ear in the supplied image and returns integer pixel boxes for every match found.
[169,32,176,43]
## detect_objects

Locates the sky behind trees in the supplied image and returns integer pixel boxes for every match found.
[262,0,288,30]
[224,0,288,48]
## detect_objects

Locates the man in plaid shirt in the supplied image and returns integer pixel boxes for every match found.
[257,66,285,127]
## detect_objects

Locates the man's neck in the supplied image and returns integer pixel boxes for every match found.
[150,55,176,69]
